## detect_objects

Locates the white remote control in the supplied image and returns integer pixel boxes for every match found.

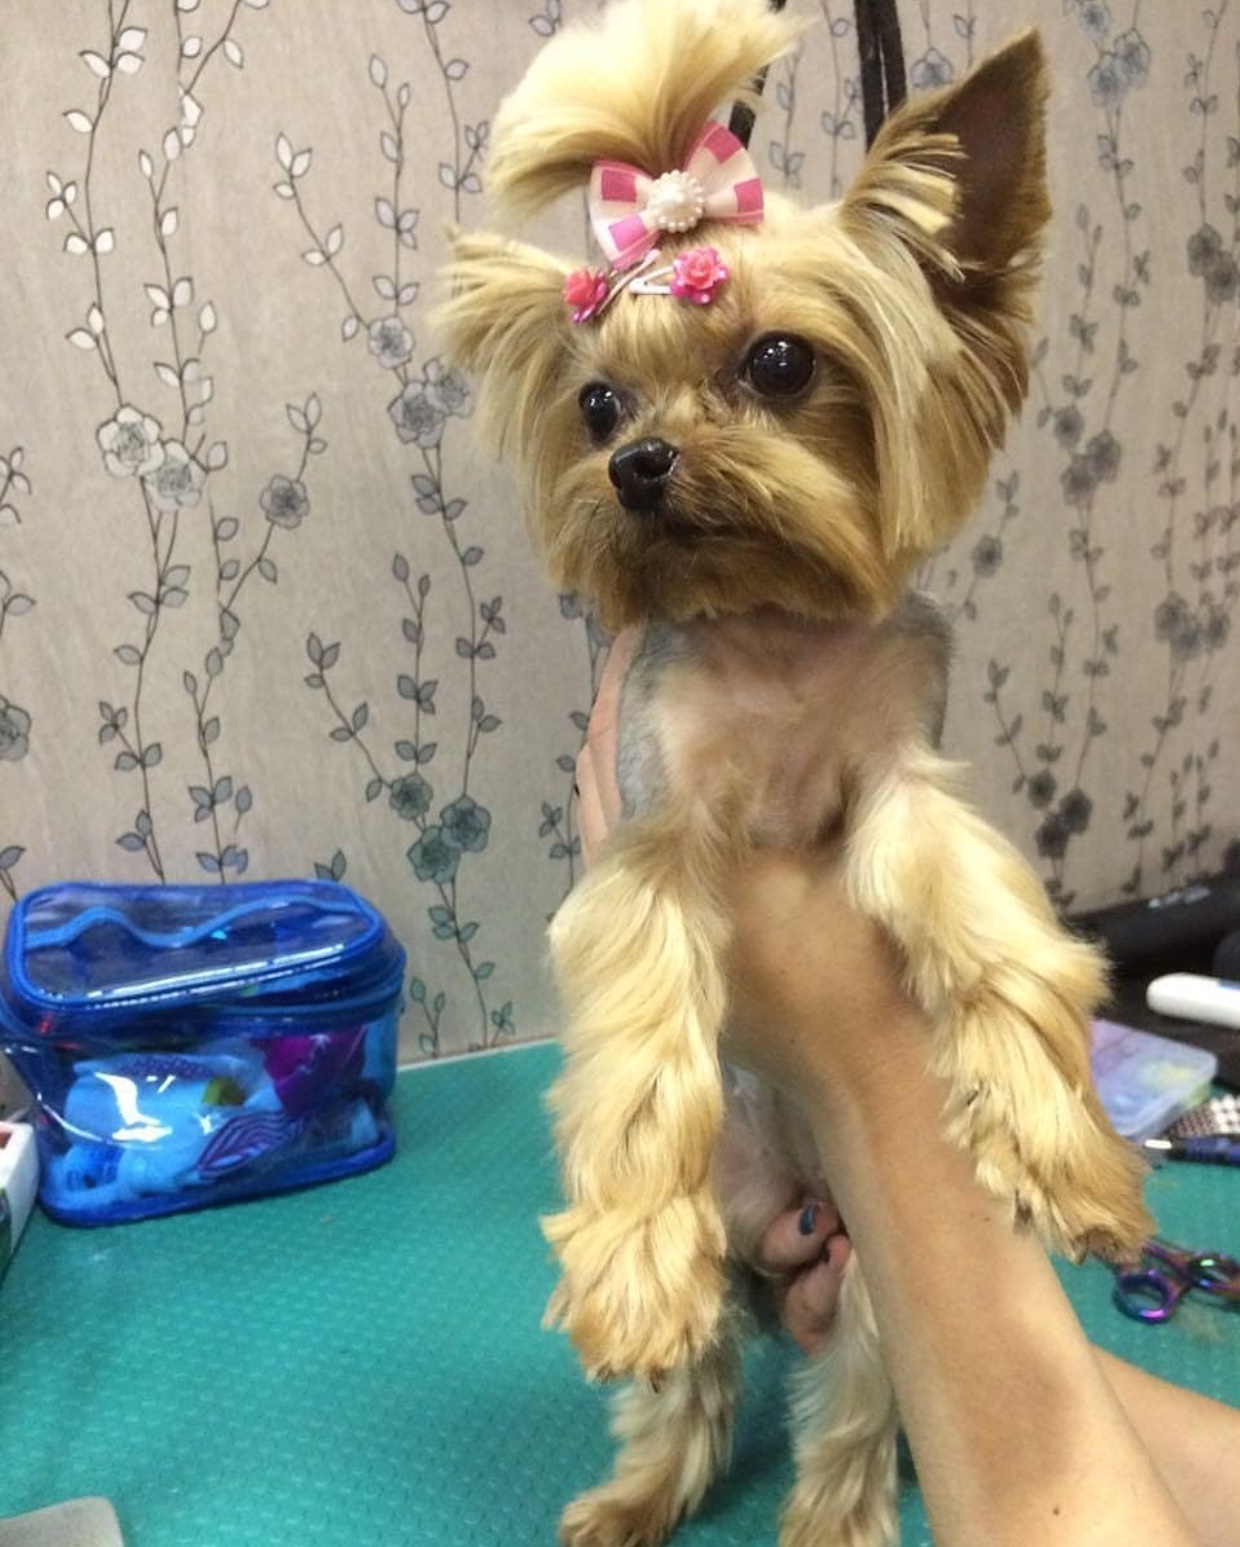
[1146,972,1240,1030]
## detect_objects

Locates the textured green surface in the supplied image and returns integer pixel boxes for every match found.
[1,1044,1236,1547]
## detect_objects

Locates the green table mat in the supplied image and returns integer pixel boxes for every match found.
[1,1044,1236,1546]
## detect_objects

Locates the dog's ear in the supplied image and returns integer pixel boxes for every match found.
[834,34,1050,560]
[434,229,573,458]
[841,31,1049,286]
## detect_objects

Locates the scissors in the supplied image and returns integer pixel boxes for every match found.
[1112,1237,1240,1324]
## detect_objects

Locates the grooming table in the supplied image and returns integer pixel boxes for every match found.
[1,1044,1235,1547]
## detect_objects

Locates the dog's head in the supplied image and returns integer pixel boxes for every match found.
[437,0,1049,630]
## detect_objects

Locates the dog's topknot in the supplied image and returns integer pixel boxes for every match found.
[487,0,806,219]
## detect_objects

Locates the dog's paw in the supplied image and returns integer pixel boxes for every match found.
[1031,1141,1152,1266]
[956,1097,1151,1265]
[558,1485,678,1547]
[933,973,1152,1265]
[780,1404,898,1547]
[543,1195,726,1382]
[944,1039,1151,1263]
[780,1488,896,1547]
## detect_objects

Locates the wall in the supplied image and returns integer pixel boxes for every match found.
[0,0,1237,1070]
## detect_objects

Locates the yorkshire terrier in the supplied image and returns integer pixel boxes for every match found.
[437,2,1151,1543]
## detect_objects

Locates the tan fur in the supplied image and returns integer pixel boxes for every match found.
[487,0,807,218]
[556,1315,742,1547]
[434,4,1151,1544]
[784,1264,897,1547]
[544,808,733,1378]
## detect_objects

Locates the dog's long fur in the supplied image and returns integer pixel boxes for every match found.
[436,4,1152,1543]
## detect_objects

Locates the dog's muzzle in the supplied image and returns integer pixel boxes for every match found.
[608,437,679,512]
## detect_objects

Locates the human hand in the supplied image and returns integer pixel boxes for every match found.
[754,1197,853,1358]
[574,629,640,868]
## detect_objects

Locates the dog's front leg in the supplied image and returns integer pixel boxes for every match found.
[544,816,731,1383]
[844,745,1150,1261]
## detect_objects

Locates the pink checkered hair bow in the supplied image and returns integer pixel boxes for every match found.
[588,120,764,270]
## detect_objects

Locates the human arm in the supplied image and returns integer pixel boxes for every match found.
[1091,1350,1240,1547]
[726,846,1218,1547]
[577,637,1236,1546]
[754,1200,1240,1547]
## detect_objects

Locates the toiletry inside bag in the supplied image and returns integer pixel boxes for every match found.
[0,880,405,1225]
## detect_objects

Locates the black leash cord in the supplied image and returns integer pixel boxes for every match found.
[856,0,907,147]
[728,0,906,152]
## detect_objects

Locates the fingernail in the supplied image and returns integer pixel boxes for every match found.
[798,1203,819,1236]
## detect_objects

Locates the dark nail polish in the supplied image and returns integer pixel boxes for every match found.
[798,1203,818,1236]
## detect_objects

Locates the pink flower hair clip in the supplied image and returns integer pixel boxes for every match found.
[563,267,612,324]
[563,245,732,323]
[634,246,730,304]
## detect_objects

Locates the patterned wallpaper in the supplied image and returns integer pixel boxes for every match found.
[0,0,1237,1070]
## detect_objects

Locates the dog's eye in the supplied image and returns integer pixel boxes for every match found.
[743,335,816,399]
[578,382,624,443]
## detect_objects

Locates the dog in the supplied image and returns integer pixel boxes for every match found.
[436,3,1152,1542]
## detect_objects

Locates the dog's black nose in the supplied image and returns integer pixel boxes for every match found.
[608,437,679,511]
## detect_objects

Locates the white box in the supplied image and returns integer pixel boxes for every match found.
[0,1121,38,1274]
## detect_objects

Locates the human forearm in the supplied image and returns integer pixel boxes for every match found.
[806,1017,1199,1547]
[1095,1349,1240,1547]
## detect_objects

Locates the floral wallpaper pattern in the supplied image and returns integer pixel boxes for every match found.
[0,0,1237,1077]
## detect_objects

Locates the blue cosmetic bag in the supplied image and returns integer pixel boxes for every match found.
[0,880,406,1225]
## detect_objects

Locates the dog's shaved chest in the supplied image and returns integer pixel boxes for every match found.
[617,599,951,847]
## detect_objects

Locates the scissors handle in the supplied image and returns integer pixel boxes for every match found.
[1190,1252,1240,1302]
[1112,1267,1186,1324]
